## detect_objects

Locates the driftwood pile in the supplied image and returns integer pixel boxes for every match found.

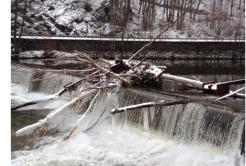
[13,50,173,139]
[13,50,244,141]
[12,22,244,141]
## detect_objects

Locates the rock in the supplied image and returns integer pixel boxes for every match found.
[83,2,92,12]
[37,15,44,21]
[48,6,55,11]
[74,17,83,24]
[49,17,73,33]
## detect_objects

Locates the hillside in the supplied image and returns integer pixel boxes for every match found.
[11,0,245,39]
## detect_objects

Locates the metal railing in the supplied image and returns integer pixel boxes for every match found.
[11,34,245,43]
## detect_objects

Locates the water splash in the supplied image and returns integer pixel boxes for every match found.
[11,65,245,166]
[117,89,244,153]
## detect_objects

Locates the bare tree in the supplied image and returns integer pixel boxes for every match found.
[12,0,19,54]
[12,0,30,55]
[210,0,216,30]
[110,0,131,28]
[193,0,202,20]
[239,0,241,9]
[17,0,28,52]
[189,0,193,20]
[230,0,234,16]
[140,0,156,30]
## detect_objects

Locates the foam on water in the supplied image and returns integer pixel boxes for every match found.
[12,91,245,166]
[11,118,245,166]
[11,84,68,111]
[11,65,245,166]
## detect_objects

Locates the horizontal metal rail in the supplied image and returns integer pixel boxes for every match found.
[11,35,245,43]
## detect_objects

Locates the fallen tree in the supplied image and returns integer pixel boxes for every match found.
[13,22,244,141]
[111,99,190,114]
[14,49,244,140]
[16,89,98,137]
[12,70,100,110]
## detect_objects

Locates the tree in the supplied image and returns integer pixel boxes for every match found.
[193,0,202,20]
[12,0,29,55]
[230,0,234,16]
[12,0,19,54]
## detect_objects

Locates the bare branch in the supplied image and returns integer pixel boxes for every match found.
[128,20,177,61]
[16,89,98,137]
[111,99,189,114]
[64,89,102,140]
[12,70,100,110]
[215,87,245,101]
[74,51,131,86]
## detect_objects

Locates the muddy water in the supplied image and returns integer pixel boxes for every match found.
[11,59,245,166]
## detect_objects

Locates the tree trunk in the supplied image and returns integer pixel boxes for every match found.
[193,0,202,20]
[189,0,193,20]
[239,0,241,9]
[13,0,19,54]
[17,0,28,54]
[111,99,189,114]
[230,0,234,16]
[161,73,203,88]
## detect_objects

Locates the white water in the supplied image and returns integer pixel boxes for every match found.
[11,66,245,166]
[12,116,244,166]
[12,89,245,166]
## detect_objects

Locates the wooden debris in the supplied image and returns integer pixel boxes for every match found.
[203,79,245,95]
[161,73,204,88]
[215,87,245,101]
[64,89,102,140]
[13,28,244,143]
[16,89,98,137]
[74,51,131,86]
[111,99,189,114]
[12,70,100,110]
[128,20,177,61]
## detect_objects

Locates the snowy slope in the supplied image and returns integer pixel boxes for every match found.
[11,0,245,39]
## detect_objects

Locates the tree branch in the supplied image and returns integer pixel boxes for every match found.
[128,20,177,61]
[12,70,100,110]
[16,89,98,137]
[74,51,131,86]
[111,99,189,114]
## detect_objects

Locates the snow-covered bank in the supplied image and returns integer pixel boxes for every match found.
[11,0,245,39]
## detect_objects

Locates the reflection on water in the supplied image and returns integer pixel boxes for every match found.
[151,60,245,75]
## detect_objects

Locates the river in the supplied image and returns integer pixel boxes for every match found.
[11,58,245,166]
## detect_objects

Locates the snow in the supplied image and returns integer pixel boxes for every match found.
[11,0,244,39]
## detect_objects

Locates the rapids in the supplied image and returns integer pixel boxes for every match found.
[11,63,245,166]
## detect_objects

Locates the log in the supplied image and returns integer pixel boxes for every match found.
[232,92,245,99]
[74,51,131,86]
[16,89,98,137]
[111,99,189,114]
[63,89,102,140]
[109,59,131,73]
[160,73,203,88]
[215,87,245,101]
[16,63,96,75]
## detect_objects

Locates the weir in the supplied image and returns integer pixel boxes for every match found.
[11,64,245,155]
[115,89,244,152]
